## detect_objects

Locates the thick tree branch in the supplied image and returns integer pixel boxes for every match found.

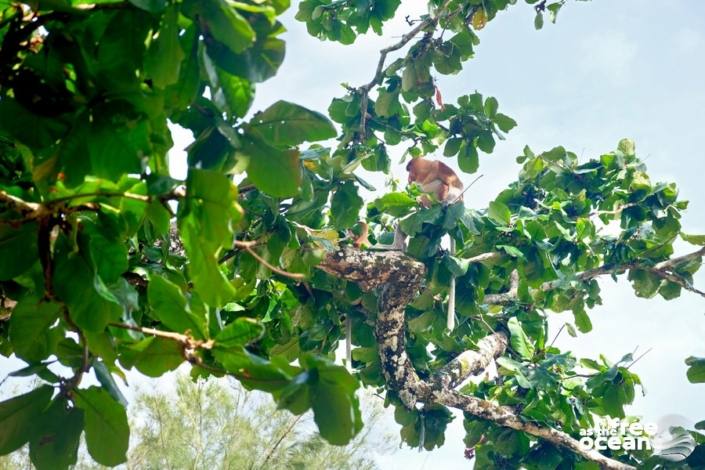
[430,331,508,390]
[318,247,634,470]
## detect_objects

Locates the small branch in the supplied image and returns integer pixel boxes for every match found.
[450,174,483,204]
[61,307,89,392]
[548,324,565,348]
[232,240,305,281]
[625,347,652,370]
[356,0,455,140]
[254,414,304,470]
[484,270,519,305]
[108,322,214,350]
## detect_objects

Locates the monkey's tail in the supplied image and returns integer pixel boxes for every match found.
[447,237,456,331]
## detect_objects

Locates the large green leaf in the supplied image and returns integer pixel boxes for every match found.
[118,337,184,377]
[215,317,264,348]
[148,275,207,338]
[0,221,38,280]
[53,252,122,332]
[9,297,62,362]
[331,181,363,230]
[0,385,54,455]
[178,169,241,306]
[144,5,183,88]
[507,317,535,360]
[371,192,416,217]
[240,135,301,197]
[303,356,362,445]
[74,387,129,467]
[184,0,255,54]
[29,398,84,470]
[248,100,336,147]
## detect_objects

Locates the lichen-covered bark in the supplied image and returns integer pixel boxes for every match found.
[430,331,508,390]
[319,247,635,470]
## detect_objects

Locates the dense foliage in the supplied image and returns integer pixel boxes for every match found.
[1,0,704,468]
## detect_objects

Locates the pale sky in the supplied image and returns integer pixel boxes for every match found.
[2,1,705,468]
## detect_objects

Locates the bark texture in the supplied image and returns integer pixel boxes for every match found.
[319,247,635,470]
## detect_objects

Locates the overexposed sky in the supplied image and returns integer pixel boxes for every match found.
[2,1,705,468]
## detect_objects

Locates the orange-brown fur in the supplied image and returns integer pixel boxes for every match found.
[406,158,463,204]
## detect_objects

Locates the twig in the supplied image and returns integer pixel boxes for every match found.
[626,347,652,370]
[233,240,306,281]
[108,322,214,350]
[450,174,484,204]
[356,0,456,140]
[548,324,565,348]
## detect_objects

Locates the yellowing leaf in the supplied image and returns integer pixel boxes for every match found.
[471,9,487,30]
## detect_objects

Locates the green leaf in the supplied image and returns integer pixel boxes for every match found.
[240,135,302,197]
[331,181,364,230]
[498,245,524,259]
[488,200,511,225]
[484,97,498,117]
[144,6,183,88]
[681,232,705,246]
[119,337,184,377]
[303,356,362,445]
[458,141,479,173]
[248,101,336,147]
[88,119,150,180]
[54,252,122,332]
[372,192,416,217]
[74,387,129,467]
[443,137,462,157]
[9,297,61,362]
[148,276,207,339]
[0,385,54,454]
[507,317,535,360]
[685,356,705,383]
[534,12,544,30]
[628,268,661,298]
[0,221,38,280]
[93,361,128,407]
[184,0,255,54]
[215,69,254,118]
[86,223,128,284]
[29,398,84,470]
[215,317,265,348]
[178,169,241,306]
[494,113,517,133]
[573,307,593,333]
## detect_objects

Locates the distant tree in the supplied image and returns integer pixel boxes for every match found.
[0,374,393,469]
[124,374,392,470]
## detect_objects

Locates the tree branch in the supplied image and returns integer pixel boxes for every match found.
[109,322,214,350]
[232,240,306,281]
[318,247,634,470]
[430,331,508,390]
[356,0,456,140]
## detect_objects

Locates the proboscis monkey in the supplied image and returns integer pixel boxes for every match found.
[406,157,464,331]
[406,158,464,206]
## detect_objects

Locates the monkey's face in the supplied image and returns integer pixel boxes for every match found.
[406,160,417,184]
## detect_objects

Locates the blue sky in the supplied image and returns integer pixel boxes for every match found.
[2,1,705,468]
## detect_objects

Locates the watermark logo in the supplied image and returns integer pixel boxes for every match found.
[579,417,655,452]
[578,415,696,462]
